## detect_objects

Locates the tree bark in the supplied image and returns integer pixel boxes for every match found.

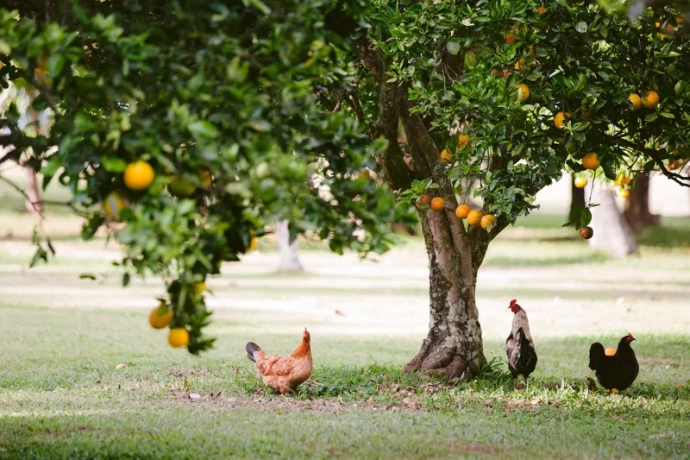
[623,173,659,233]
[403,209,487,380]
[569,175,585,218]
[587,180,637,257]
[276,219,303,273]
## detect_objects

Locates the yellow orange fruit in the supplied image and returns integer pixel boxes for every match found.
[416,194,431,209]
[514,58,526,72]
[554,112,571,129]
[582,153,600,170]
[440,149,453,165]
[574,177,588,189]
[102,192,127,220]
[480,214,495,230]
[430,197,445,211]
[537,6,548,14]
[628,93,642,111]
[193,282,206,294]
[149,305,173,329]
[123,160,155,190]
[605,347,617,356]
[168,328,190,348]
[619,189,630,198]
[504,33,517,44]
[248,236,258,252]
[467,210,483,226]
[455,204,471,219]
[615,175,631,186]
[458,134,470,147]
[517,83,530,102]
[642,90,659,109]
[200,169,213,188]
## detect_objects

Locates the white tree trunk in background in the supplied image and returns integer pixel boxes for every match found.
[587,180,637,257]
[276,219,303,273]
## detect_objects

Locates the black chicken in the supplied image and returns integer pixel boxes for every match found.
[506,299,538,385]
[589,333,639,393]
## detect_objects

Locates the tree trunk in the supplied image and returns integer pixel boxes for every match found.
[276,219,303,273]
[24,166,42,216]
[587,180,637,257]
[623,173,659,233]
[403,209,487,380]
[569,175,585,217]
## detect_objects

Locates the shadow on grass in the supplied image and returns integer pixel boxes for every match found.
[639,225,690,249]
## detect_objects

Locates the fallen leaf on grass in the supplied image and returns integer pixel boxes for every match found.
[115,363,127,369]
[648,434,670,439]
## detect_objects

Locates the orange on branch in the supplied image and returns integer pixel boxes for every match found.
[579,226,593,240]
[619,189,630,199]
[467,210,483,226]
[628,93,642,111]
[430,197,445,211]
[582,153,600,170]
[168,328,190,348]
[149,305,173,329]
[123,160,155,190]
[642,90,659,109]
[440,149,453,165]
[517,83,530,102]
[574,177,588,189]
[504,33,517,44]
[200,169,213,188]
[480,214,495,230]
[458,134,470,147]
[554,112,571,129]
[455,204,471,219]
[416,194,431,209]
[102,192,127,220]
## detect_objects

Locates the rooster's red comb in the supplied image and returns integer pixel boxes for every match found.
[510,299,517,306]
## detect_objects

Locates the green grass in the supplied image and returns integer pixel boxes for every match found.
[2,207,690,458]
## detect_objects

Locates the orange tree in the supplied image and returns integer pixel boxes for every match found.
[0,1,407,354]
[336,0,690,378]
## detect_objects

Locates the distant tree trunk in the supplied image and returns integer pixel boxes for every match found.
[623,173,659,233]
[276,219,303,273]
[569,175,585,217]
[24,166,42,216]
[587,180,637,257]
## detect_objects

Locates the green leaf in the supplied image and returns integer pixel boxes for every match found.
[47,54,65,79]
[79,273,97,280]
[101,156,128,172]
[122,272,131,287]
[188,121,219,139]
[446,40,461,55]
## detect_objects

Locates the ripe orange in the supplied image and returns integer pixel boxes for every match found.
[628,93,642,111]
[102,192,127,220]
[200,169,213,188]
[149,305,173,329]
[554,112,571,129]
[455,204,471,219]
[504,33,517,44]
[579,226,594,240]
[123,160,155,190]
[248,235,258,252]
[677,17,684,25]
[582,153,600,170]
[467,210,483,226]
[642,90,659,109]
[668,160,683,170]
[440,149,453,165]
[480,214,495,230]
[193,282,206,294]
[605,347,617,357]
[430,197,445,211]
[359,169,370,179]
[615,175,631,186]
[168,328,190,348]
[574,177,588,189]
[619,189,630,199]
[537,6,548,14]
[458,134,470,147]
[416,194,431,209]
[514,58,526,72]
[517,83,530,102]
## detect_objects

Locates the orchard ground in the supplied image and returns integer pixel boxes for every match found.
[1,169,690,458]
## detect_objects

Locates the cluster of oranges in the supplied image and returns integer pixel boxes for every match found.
[416,195,496,231]
[148,282,206,348]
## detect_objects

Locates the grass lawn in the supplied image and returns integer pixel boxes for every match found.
[1,210,690,458]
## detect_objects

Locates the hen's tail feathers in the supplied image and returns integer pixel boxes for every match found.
[246,342,262,363]
[589,343,605,371]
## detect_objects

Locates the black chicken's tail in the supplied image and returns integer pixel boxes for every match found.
[589,343,606,371]
[246,342,262,363]
[515,328,538,377]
